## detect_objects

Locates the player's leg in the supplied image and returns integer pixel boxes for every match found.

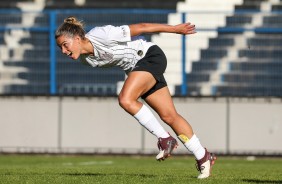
[144,86,202,155]
[144,86,216,178]
[145,87,193,137]
[118,71,152,114]
[118,71,170,139]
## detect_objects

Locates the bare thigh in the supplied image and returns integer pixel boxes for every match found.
[118,71,156,115]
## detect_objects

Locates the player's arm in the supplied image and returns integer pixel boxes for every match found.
[128,23,196,37]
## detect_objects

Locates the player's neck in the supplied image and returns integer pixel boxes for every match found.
[81,38,94,56]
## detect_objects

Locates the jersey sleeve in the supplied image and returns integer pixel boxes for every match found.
[86,25,131,46]
[107,25,131,42]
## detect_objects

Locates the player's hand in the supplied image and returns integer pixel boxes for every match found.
[174,23,196,35]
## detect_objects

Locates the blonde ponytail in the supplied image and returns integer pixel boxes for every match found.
[55,16,85,39]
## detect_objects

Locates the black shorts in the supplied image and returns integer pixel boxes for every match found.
[131,45,167,99]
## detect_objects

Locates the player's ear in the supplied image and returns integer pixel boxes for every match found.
[73,35,82,43]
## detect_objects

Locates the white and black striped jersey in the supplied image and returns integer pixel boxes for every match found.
[80,25,155,73]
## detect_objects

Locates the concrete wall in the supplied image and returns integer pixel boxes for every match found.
[0,96,281,155]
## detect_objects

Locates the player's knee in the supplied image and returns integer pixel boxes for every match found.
[118,95,132,111]
[160,113,179,126]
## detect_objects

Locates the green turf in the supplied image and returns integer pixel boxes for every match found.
[0,155,281,184]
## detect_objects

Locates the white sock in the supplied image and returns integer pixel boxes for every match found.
[134,105,170,138]
[183,134,206,160]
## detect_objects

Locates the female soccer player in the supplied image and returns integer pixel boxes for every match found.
[55,16,216,179]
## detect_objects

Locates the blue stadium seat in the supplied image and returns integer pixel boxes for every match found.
[0,14,22,26]
[0,0,21,9]
[247,37,282,47]
[45,0,183,9]
[19,32,49,45]
[200,49,228,59]
[174,85,202,96]
[0,34,5,44]
[186,73,210,83]
[58,83,117,96]
[4,84,50,95]
[221,73,282,86]
[214,85,282,96]
[191,62,219,72]
[262,15,282,27]
[239,49,282,59]
[271,3,282,11]
[230,62,282,74]
[234,0,267,11]
[3,61,50,70]
[226,15,252,27]
[209,37,235,47]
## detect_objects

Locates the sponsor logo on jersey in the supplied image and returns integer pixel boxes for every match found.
[121,26,127,37]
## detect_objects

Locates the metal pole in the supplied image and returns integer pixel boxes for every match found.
[226,97,230,154]
[58,97,63,152]
[49,11,57,95]
[181,12,187,96]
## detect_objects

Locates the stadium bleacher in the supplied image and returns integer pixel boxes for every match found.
[0,0,21,9]
[44,0,183,9]
[0,14,22,26]
[0,34,4,45]
[234,0,267,11]
[174,0,282,96]
[272,0,282,11]
[0,0,178,95]
[0,0,282,96]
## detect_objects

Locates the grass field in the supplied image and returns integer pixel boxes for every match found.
[0,155,281,184]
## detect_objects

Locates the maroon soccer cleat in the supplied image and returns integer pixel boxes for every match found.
[195,148,217,179]
[156,135,178,161]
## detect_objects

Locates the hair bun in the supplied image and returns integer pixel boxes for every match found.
[55,16,85,39]
[63,16,84,28]
[64,16,76,24]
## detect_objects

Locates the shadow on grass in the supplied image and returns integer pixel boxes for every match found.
[243,179,282,184]
[64,173,156,178]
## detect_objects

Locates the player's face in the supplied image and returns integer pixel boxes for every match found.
[56,35,81,60]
